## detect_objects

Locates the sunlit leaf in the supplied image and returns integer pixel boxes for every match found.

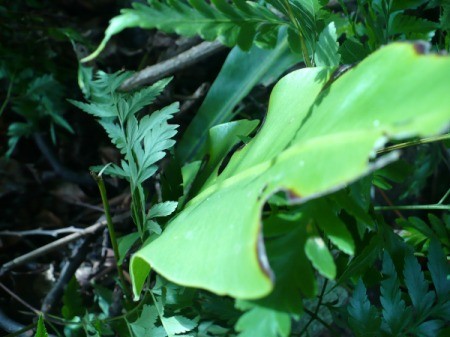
[131,43,450,300]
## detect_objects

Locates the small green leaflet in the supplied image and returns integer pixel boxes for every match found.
[381,252,412,335]
[130,305,164,337]
[34,315,49,337]
[235,302,290,337]
[314,22,340,66]
[118,232,140,265]
[148,201,178,218]
[348,279,381,336]
[304,237,336,279]
[427,239,450,301]
[404,250,435,318]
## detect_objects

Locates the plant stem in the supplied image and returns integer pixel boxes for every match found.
[91,172,132,302]
[377,133,450,154]
[375,204,450,211]
[0,77,13,117]
[283,0,312,67]
[438,188,450,204]
[299,278,328,335]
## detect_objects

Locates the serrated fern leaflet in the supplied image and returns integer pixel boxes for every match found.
[70,70,179,237]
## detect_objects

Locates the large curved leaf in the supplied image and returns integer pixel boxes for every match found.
[131,43,450,300]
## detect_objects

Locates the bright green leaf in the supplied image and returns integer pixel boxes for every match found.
[177,34,297,163]
[235,305,290,337]
[305,237,336,279]
[148,201,178,218]
[314,22,340,66]
[118,232,140,265]
[34,315,49,337]
[131,43,450,300]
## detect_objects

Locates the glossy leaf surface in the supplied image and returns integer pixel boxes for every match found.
[131,43,450,300]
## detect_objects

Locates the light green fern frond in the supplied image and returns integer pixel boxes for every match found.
[71,70,179,236]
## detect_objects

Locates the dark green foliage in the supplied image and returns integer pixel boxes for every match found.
[348,279,381,336]
[347,243,450,337]
[3,1,449,337]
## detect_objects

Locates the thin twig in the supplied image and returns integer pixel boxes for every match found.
[0,283,40,315]
[0,212,129,277]
[376,187,404,219]
[41,237,94,313]
[303,308,339,337]
[0,227,85,237]
[299,279,329,335]
[119,41,226,91]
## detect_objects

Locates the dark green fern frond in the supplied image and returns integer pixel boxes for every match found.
[81,0,311,62]
[347,243,450,337]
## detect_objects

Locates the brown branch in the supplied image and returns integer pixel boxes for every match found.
[0,212,129,277]
[40,237,94,313]
[0,227,85,237]
[120,40,226,91]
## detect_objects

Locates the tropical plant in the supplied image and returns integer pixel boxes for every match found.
[2,1,448,337]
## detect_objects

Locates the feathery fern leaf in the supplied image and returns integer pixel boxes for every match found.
[347,279,381,336]
[71,70,179,236]
[404,250,435,319]
[82,0,287,62]
[380,252,412,335]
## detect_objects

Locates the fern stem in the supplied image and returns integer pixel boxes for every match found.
[0,76,13,117]
[91,172,132,302]
[375,204,450,211]
[377,133,450,154]
[438,187,450,205]
[283,0,312,67]
[299,278,329,335]
[302,308,339,337]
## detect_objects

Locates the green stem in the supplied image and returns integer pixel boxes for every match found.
[0,78,14,117]
[438,188,450,205]
[375,204,450,211]
[377,133,450,154]
[283,0,312,67]
[91,171,132,302]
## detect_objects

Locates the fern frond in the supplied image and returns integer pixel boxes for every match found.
[404,250,435,320]
[380,252,412,335]
[71,69,179,236]
[347,279,381,336]
[82,0,308,62]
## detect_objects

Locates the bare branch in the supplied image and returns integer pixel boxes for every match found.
[120,40,226,91]
[0,212,129,277]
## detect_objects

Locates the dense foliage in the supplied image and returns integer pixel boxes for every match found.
[0,1,449,337]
